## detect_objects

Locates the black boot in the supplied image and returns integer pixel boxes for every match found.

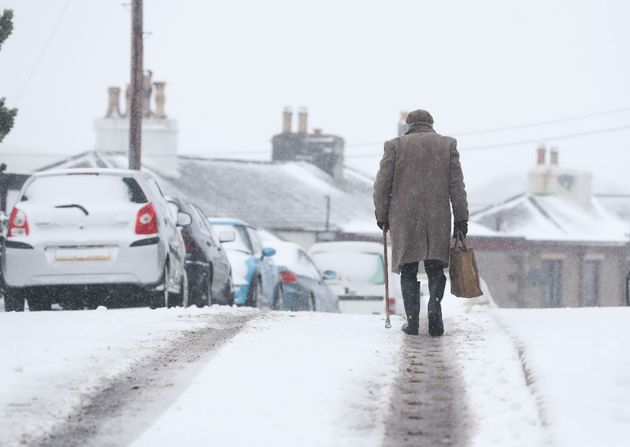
[427,267,447,336]
[400,263,420,336]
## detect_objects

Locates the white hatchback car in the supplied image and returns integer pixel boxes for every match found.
[308,241,402,315]
[2,169,190,311]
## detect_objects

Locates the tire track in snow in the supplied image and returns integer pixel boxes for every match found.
[382,317,470,447]
[33,312,256,447]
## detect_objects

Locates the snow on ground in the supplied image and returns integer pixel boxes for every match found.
[131,312,405,447]
[2,299,627,447]
[496,308,630,447]
[0,305,256,446]
[437,297,548,446]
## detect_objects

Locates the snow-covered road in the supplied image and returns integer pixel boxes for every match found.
[1,303,628,446]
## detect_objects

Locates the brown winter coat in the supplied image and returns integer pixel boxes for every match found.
[373,122,468,273]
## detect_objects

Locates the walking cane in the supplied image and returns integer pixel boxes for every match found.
[383,227,392,329]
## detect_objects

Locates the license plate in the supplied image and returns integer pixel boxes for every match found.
[55,247,111,261]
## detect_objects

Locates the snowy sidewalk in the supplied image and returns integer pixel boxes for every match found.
[0,306,256,446]
[496,308,630,447]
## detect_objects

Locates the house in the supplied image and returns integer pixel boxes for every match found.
[468,146,630,308]
[28,88,376,248]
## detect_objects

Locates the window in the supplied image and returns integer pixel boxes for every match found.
[311,251,385,285]
[581,260,600,307]
[542,260,563,307]
[22,174,147,204]
[212,223,253,254]
[247,227,262,253]
[298,250,321,280]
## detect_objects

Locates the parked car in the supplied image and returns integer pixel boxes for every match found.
[308,241,402,315]
[207,218,281,309]
[2,169,189,311]
[270,240,339,312]
[167,198,233,306]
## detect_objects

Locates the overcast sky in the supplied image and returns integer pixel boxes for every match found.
[1,0,629,200]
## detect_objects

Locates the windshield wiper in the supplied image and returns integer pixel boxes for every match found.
[54,204,89,216]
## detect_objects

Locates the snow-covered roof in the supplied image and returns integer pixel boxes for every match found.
[38,151,375,232]
[471,193,629,244]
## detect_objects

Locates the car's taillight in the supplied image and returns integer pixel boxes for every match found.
[388,297,396,315]
[280,271,298,283]
[8,207,29,237]
[135,203,158,235]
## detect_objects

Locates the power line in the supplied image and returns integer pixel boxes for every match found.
[345,105,630,149]
[13,0,73,106]
[452,106,630,137]
[344,124,630,158]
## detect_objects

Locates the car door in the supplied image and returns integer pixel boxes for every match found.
[143,176,184,289]
[247,226,276,307]
[191,205,231,297]
[299,249,338,312]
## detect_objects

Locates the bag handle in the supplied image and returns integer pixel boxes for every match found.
[452,230,468,250]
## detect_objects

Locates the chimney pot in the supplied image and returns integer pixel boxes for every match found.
[105,87,122,118]
[153,81,167,119]
[298,107,308,134]
[550,147,559,166]
[282,107,293,133]
[537,144,546,166]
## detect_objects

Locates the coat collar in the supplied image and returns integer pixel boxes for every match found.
[405,122,435,135]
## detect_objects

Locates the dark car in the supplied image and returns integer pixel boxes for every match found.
[167,198,233,306]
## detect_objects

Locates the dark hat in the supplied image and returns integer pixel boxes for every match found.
[406,109,434,125]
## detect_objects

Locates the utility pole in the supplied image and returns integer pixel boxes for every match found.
[128,0,143,170]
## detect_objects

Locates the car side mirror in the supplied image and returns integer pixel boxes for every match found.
[176,212,192,227]
[219,230,235,243]
[261,247,276,258]
[322,270,338,281]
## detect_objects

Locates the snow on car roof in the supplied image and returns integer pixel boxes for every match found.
[32,168,140,177]
[309,241,384,254]
[208,217,249,226]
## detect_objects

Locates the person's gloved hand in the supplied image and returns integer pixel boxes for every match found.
[453,220,468,238]
[377,221,389,231]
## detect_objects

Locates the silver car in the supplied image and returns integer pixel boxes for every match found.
[2,169,189,311]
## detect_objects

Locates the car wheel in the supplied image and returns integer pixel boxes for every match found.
[223,277,234,306]
[4,290,25,312]
[199,269,212,307]
[246,276,261,308]
[308,293,316,312]
[28,294,52,312]
[275,285,284,311]
[171,270,189,308]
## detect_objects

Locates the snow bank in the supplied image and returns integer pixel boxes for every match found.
[132,312,404,447]
[496,308,630,447]
[0,306,253,446]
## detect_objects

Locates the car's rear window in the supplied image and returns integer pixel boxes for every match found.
[311,251,385,285]
[22,174,148,204]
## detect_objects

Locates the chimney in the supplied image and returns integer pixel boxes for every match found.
[153,81,167,119]
[313,128,323,136]
[550,147,559,166]
[298,107,308,134]
[537,144,546,166]
[123,84,131,117]
[105,87,122,118]
[282,107,293,133]
[398,111,409,136]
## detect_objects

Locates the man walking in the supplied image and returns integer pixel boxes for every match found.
[373,109,468,336]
